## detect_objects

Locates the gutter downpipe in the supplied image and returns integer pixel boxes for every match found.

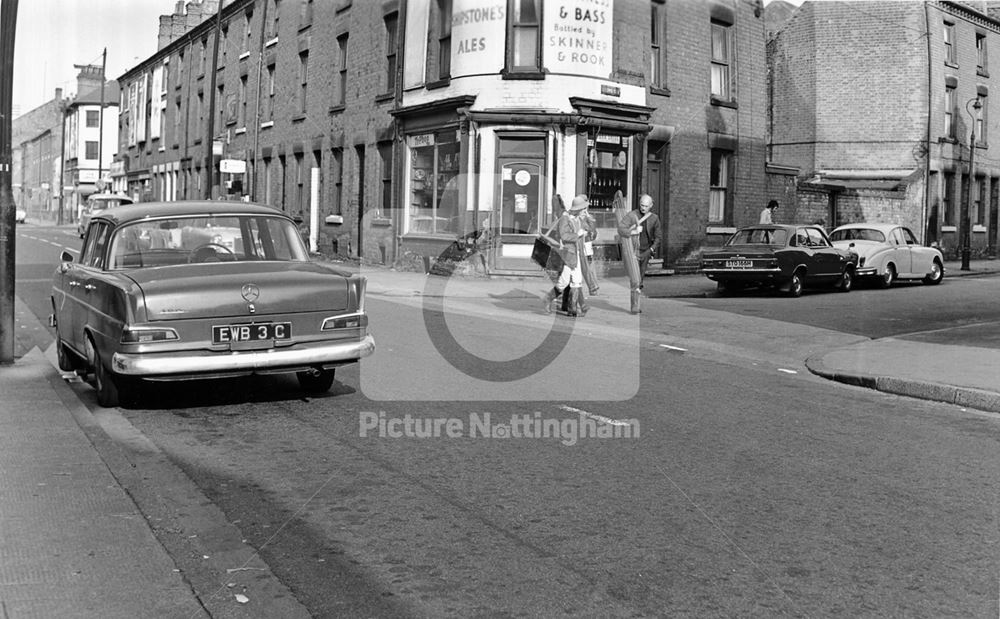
[250,0,269,202]
[922,1,933,246]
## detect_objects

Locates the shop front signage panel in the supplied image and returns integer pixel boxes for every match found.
[450,0,506,78]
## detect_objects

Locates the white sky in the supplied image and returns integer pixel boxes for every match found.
[13,0,178,118]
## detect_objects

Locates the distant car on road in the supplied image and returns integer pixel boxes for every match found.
[15,207,26,223]
[51,201,375,407]
[829,223,944,287]
[78,193,133,237]
[702,224,858,297]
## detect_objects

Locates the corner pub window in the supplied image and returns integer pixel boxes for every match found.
[586,133,629,225]
[408,131,460,234]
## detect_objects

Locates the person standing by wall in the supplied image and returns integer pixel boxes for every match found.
[760,199,779,224]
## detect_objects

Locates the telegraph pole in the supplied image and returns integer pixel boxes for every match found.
[0,0,20,364]
[97,47,106,190]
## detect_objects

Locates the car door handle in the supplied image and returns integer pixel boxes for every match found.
[83,284,97,291]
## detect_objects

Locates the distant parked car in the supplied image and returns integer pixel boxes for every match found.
[829,224,944,287]
[78,193,133,237]
[702,224,858,297]
[52,201,375,407]
[15,207,26,223]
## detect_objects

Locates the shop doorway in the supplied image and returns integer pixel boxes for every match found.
[645,141,669,260]
[491,136,547,272]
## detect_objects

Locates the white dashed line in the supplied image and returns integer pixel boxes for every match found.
[557,405,635,427]
[658,344,688,352]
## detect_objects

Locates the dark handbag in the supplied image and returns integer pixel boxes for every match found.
[532,236,564,272]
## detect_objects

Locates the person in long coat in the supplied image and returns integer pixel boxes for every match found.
[541,195,590,316]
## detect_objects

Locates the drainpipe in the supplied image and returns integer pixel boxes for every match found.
[250,0,269,202]
[922,1,933,246]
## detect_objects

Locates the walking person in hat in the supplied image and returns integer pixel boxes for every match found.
[541,195,590,317]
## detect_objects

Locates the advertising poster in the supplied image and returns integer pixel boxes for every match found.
[544,0,614,78]
[450,0,506,78]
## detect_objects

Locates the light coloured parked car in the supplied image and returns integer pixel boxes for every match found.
[15,207,27,223]
[52,201,375,407]
[78,193,133,237]
[830,223,944,287]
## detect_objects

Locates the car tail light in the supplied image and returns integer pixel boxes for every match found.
[322,313,368,330]
[121,326,179,343]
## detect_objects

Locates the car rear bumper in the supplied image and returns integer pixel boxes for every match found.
[112,334,375,377]
[704,268,785,281]
[855,267,878,276]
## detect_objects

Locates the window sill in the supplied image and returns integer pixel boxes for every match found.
[193,138,202,145]
[264,37,278,48]
[325,214,344,225]
[196,74,205,81]
[945,61,959,69]
[375,93,394,103]
[650,86,671,97]
[175,83,182,91]
[978,69,990,78]
[291,114,306,123]
[974,224,988,233]
[426,77,450,90]
[158,147,166,153]
[329,104,345,115]
[710,97,738,109]
[501,70,545,81]
[239,51,251,61]
[235,127,247,135]
[942,225,958,232]
[298,23,312,33]
[260,120,274,129]
[226,119,238,127]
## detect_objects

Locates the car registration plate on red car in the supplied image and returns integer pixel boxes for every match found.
[213,322,292,344]
[725,260,753,268]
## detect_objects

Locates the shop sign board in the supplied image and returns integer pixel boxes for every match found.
[220,159,246,174]
[544,0,614,78]
[450,0,506,78]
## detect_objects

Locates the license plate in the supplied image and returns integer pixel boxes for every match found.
[725,260,753,268]
[213,322,291,344]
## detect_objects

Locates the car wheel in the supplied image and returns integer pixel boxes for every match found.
[837,268,853,293]
[56,336,76,372]
[878,263,896,289]
[923,259,944,285]
[787,270,804,298]
[297,369,335,394]
[86,336,119,408]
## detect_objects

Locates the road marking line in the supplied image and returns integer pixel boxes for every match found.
[557,404,634,427]
[658,344,687,352]
[777,368,798,374]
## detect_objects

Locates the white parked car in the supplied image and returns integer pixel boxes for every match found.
[15,207,27,223]
[829,223,944,287]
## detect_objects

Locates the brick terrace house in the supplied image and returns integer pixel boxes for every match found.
[769,0,1000,258]
[12,89,66,218]
[62,66,120,220]
[116,0,769,270]
[398,0,769,271]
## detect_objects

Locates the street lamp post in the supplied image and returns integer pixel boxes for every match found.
[963,97,982,271]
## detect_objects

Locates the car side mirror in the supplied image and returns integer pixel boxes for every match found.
[60,250,74,263]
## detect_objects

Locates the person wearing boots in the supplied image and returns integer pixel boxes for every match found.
[542,195,590,316]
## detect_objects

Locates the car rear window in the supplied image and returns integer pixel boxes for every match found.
[726,228,787,246]
[107,214,309,269]
[830,228,885,243]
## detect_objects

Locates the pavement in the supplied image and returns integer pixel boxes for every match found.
[3,220,999,616]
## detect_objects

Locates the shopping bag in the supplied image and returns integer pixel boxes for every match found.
[532,236,564,271]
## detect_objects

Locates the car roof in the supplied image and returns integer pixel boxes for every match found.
[87,193,133,201]
[94,201,288,226]
[832,223,901,233]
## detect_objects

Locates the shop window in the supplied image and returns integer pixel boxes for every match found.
[385,12,398,94]
[378,141,393,214]
[710,20,732,100]
[437,0,451,80]
[944,85,955,139]
[407,131,460,234]
[585,134,630,225]
[709,149,730,223]
[505,0,542,76]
